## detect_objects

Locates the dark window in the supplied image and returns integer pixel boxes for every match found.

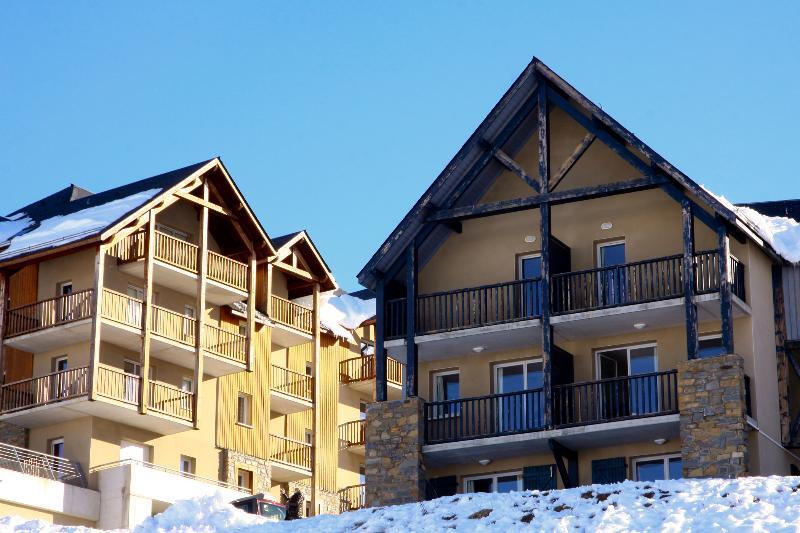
[425,475,458,500]
[522,464,557,491]
[699,336,726,358]
[592,457,627,484]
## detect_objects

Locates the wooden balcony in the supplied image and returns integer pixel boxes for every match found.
[112,230,249,305]
[269,295,313,348]
[0,364,193,434]
[269,434,311,482]
[269,365,312,414]
[3,289,95,352]
[338,484,365,513]
[338,419,366,454]
[339,355,404,399]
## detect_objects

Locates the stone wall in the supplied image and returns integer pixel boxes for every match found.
[678,354,749,478]
[0,422,27,447]
[285,480,339,516]
[219,449,271,494]
[365,397,425,507]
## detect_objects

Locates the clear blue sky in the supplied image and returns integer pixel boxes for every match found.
[1,2,798,291]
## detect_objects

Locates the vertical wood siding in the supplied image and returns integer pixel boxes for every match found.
[4,264,38,382]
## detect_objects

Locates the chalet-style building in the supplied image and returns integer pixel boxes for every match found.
[0,158,388,527]
[358,58,800,505]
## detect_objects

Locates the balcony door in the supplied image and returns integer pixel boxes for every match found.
[51,356,69,400]
[596,344,658,419]
[56,281,73,322]
[517,254,542,318]
[495,359,544,433]
[596,240,626,307]
[126,285,145,327]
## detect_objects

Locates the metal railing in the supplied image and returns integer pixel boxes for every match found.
[91,459,248,493]
[5,289,94,337]
[338,484,365,512]
[338,419,366,450]
[204,323,247,364]
[0,441,86,487]
[148,381,193,421]
[270,295,313,334]
[270,365,313,402]
[339,355,404,386]
[269,434,312,471]
[0,366,90,414]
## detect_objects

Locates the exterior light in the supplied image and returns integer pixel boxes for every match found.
[654,438,667,445]
[633,322,646,330]
[478,458,491,466]
[472,345,486,353]
[524,235,537,243]
[601,222,613,230]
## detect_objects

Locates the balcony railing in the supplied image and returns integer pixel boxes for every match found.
[0,441,86,487]
[338,419,366,450]
[5,289,94,338]
[95,364,141,406]
[151,305,196,346]
[270,295,313,334]
[112,230,249,291]
[338,484,365,513]
[92,459,247,493]
[204,323,247,364]
[423,370,679,445]
[148,380,193,421]
[386,251,746,338]
[270,365,312,402]
[269,434,312,471]
[339,355,404,386]
[0,366,90,414]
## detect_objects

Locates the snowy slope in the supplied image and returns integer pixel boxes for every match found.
[2,476,799,532]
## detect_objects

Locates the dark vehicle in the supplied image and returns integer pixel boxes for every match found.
[231,493,287,521]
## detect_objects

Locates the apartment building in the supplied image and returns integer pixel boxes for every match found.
[358,58,800,505]
[0,158,389,527]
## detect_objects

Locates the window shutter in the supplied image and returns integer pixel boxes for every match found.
[522,464,557,491]
[426,475,458,500]
[591,457,627,484]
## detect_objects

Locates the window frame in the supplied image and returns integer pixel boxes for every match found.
[463,470,523,494]
[698,333,725,358]
[632,453,682,481]
[49,437,64,458]
[594,342,659,380]
[236,467,253,491]
[179,455,196,475]
[596,239,626,268]
[237,392,252,427]
[494,358,543,394]
[516,252,542,280]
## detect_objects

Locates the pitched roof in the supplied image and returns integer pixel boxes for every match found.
[740,200,800,221]
[271,231,304,250]
[356,57,787,290]
[271,229,337,291]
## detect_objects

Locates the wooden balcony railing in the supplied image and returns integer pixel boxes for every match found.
[150,305,195,346]
[148,380,193,421]
[0,366,90,414]
[95,364,141,406]
[338,419,366,450]
[423,370,679,445]
[339,355,404,386]
[338,484,366,513]
[269,434,312,471]
[101,288,143,328]
[270,365,312,402]
[270,295,313,334]
[111,230,249,292]
[203,324,247,364]
[5,289,94,338]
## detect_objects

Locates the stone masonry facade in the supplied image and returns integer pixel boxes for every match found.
[286,480,339,516]
[678,354,749,478]
[365,397,425,507]
[0,422,27,448]
[220,449,272,495]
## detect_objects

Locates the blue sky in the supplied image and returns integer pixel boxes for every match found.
[1,2,798,291]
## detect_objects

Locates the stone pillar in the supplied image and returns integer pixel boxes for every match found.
[678,354,749,478]
[0,422,27,447]
[220,449,272,494]
[365,397,425,507]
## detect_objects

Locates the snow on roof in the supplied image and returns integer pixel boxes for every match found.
[703,186,800,264]
[293,290,376,344]
[229,301,271,326]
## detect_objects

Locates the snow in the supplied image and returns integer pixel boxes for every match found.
[2,476,799,532]
[294,291,375,343]
[0,189,162,260]
[703,186,800,264]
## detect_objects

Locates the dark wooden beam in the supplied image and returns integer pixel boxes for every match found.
[548,439,579,489]
[444,221,462,234]
[491,147,540,193]
[550,132,596,191]
[659,182,718,231]
[405,242,418,398]
[772,264,790,444]
[682,197,699,359]
[718,219,734,355]
[375,277,388,402]
[538,80,553,429]
[427,175,665,223]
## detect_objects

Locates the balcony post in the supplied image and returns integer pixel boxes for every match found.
[246,251,257,372]
[404,243,418,398]
[88,244,106,401]
[375,276,387,402]
[537,79,553,428]
[193,182,209,428]
[682,197,699,359]
[311,281,321,515]
[265,263,273,319]
[0,270,7,385]
[717,219,734,355]
[139,210,155,414]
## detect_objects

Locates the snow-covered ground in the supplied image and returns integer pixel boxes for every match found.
[2,476,799,532]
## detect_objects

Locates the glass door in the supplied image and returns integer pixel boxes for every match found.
[495,359,544,432]
[517,254,542,318]
[126,285,144,327]
[596,344,658,420]
[596,241,626,307]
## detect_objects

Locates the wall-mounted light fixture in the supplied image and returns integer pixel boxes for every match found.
[600,222,613,230]
[524,235,536,243]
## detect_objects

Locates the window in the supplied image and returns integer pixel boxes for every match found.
[179,455,196,475]
[305,362,313,376]
[517,253,543,317]
[305,429,313,445]
[359,464,366,485]
[699,335,726,359]
[57,281,73,296]
[633,454,682,481]
[126,285,145,326]
[596,240,626,305]
[56,281,74,321]
[359,401,367,420]
[494,359,544,430]
[237,393,252,426]
[183,305,196,340]
[156,223,190,242]
[432,370,460,418]
[53,356,68,372]
[49,438,64,458]
[237,468,253,491]
[238,321,248,337]
[596,344,659,417]
[463,472,522,494]
[122,359,143,403]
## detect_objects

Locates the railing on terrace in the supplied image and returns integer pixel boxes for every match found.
[91,459,248,493]
[5,289,94,338]
[0,366,90,414]
[111,230,249,291]
[269,435,312,471]
[270,365,312,402]
[270,295,313,334]
[148,380,193,421]
[101,288,143,328]
[204,323,247,364]
[339,355,404,386]
[423,370,679,445]
[151,305,195,346]
[338,484,366,513]
[338,419,366,450]
[0,441,86,487]
[95,364,141,406]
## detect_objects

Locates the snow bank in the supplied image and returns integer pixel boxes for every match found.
[703,186,800,264]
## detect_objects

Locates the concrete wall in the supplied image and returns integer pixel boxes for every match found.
[0,468,100,526]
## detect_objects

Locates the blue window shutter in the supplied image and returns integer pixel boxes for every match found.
[591,457,627,484]
[523,464,557,491]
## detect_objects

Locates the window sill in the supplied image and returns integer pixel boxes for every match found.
[236,422,254,429]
